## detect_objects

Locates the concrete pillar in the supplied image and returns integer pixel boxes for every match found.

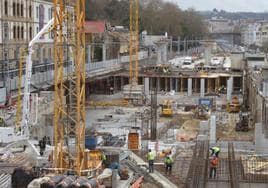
[144,77,149,97]
[200,78,205,97]
[102,43,106,63]
[175,78,178,92]
[157,77,161,91]
[210,115,216,144]
[165,78,168,92]
[227,77,233,102]
[177,37,181,54]
[208,78,211,93]
[157,47,162,64]
[149,77,153,91]
[170,78,173,91]
[163,43,168,63]
[187,78,193,96]
[87,45,91,64]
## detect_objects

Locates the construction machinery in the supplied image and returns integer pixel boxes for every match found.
[160,100,173,117]
[235,112,249,132]
[227,96,240,113]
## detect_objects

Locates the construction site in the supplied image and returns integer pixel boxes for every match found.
[1,0,268,188]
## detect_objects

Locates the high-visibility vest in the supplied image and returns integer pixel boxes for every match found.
[212,147,220,153]
[164,157,173,164]
[147,152,155,160]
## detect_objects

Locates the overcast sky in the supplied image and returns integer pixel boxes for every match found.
[166,0,268,12]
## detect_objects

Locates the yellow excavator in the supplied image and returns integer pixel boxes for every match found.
[160,100,173,117]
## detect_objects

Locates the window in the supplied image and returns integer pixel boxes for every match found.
[13,26,16,39]
[36,6,39,19]
[3,23,8,40]
[17,3,20,17]
[13,3,16,16]
[43,48,46,59]
[4,1,8,15]
[21,4,23,17]
[21,26,24,39]
[29,27,32,39]
[48,7,53,20]
[48,8,50,20]
[17,26,20,39]
[4,52,8,61]
[29,6,32,18]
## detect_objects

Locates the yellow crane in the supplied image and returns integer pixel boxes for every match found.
[129,0,139,85]
[53,0,87,175]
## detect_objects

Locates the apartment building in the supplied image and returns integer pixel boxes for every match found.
[0,0,73,93]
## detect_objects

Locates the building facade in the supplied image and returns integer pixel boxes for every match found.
[0,0,73,94]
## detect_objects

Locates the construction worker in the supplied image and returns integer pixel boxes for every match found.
[210,146,220,157]
[209,155,218,179]
[147,149,155,173]
[164,155,173,175]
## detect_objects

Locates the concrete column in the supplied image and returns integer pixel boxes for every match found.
[200,78,205,97]
[157,47,162,64]
[144,77,149,97]
[169,37,173,54]
[165,78,168,92]
[175,78,178,92]
[188,78,193,96]
[102,43,106,63]
[163,44,168,63]
[227,77,233,102]
[87,45,91,64]
[157,77,161,91]
[170,78,173,91]
[210,115,216,144]
[208,78,211,93]
[177,37,181,54]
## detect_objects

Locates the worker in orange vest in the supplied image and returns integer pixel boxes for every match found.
[209,155,219,179]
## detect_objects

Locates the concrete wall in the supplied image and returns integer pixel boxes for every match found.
[255,123,268,154]
[230,53,245,70]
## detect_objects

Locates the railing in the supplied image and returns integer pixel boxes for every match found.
[6,51,148,91]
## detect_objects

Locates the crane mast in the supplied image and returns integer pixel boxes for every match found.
[129,0,139,85]
[53,0,86,175]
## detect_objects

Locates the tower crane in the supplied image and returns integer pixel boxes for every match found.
[129,0,139,85]
[53,0,87,175]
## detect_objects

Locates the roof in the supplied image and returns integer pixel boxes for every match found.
[85,21,105,33]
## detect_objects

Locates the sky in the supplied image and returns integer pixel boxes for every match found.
[166,0,268,12]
